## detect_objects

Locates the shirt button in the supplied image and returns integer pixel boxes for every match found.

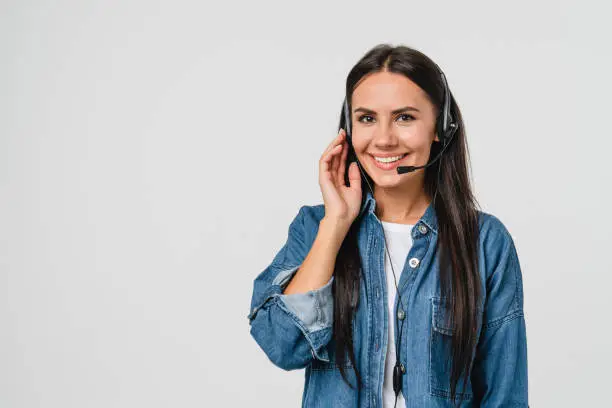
[418,224,428,234]
[397,309,405,320]
[400,363,406,373]
[409,257,420,268]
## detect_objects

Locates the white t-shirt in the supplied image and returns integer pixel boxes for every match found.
[380,221,415,408]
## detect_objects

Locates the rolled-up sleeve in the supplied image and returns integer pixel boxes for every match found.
[247,205,334,370]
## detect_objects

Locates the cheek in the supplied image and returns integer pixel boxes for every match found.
[350,132,370,152]
[398,123,436,146]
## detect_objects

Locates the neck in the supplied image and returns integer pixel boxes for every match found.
[373,183,431,225]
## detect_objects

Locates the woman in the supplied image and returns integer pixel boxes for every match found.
[247,44,528,407]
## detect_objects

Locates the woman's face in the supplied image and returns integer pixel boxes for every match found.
[350,71,439,189]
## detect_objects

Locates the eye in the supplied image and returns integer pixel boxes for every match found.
[397,114,415,122]
[357,114,375,123]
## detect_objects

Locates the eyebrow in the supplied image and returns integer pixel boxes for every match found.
[353,106,420,115]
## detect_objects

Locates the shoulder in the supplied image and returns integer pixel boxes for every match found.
[477,210,513,239]
[287,204,326,244]
[475,209,522,280]
[476,209,517,257]
[288,204,324,227]
[300,203,326,224]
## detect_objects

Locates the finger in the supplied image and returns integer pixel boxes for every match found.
[348,161,361,189]
[336,140,348,186]
[329,144,343,180]
[331,140,344,186]
[331,143,341,179]
[324,128,345,155]
[320,144,343,175]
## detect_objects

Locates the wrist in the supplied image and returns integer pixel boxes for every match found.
[320,216,351,243]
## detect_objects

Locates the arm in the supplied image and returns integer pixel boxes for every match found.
[471,218,529,407]
[247,205,347,371]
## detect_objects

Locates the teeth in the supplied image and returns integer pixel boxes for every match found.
[374,154,406,163]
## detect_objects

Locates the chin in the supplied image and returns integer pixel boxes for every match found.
[368,170,408,187]
[376,177,407,189]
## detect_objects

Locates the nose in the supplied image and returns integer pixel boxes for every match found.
[373,124,399,148]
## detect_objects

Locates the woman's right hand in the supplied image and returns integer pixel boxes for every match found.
[319,128,363,227]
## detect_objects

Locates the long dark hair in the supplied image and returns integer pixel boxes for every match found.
[331,44,482,404]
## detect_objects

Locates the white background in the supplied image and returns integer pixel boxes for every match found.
[1,1,610,407]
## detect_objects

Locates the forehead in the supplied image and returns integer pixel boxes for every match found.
[352,71,432,110]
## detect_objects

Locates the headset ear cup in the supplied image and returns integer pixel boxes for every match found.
[446,122,458,143]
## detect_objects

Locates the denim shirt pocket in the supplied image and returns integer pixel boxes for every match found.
[429,296,473,400]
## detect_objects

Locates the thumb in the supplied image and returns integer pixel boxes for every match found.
[348,161,361,189]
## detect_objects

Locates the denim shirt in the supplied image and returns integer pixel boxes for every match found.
[247,189,528,407]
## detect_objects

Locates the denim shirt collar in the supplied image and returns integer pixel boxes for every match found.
[359,188,438,235]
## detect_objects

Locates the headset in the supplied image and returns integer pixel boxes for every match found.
[341,66,457,406]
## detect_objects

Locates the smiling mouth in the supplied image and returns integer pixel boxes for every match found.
[369,153,409,170]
